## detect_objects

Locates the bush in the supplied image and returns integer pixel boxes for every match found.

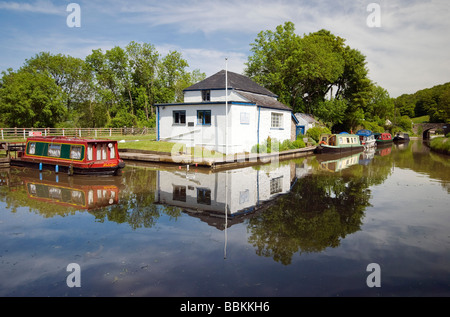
[306,126,331,142]
[292,139,306,148]
[251,137,306,153]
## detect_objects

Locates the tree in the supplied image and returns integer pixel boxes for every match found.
[0,68,66,127]
[245,22,373,131]
[126,41,160,120]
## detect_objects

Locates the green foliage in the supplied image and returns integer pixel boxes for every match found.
[393,82,450,123]
[251,137,305,153]
[306,126,331,142]
[0,68,66,127]
[0,43,205,129]
[430,136,450,155]
[245,21,374,131]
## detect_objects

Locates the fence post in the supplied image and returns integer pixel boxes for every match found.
[23,129,26,139]
[63,128,65,136]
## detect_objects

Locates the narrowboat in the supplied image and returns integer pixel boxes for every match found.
[314,133,365,154]
[393,132,410,143]
[374,132,393,146]
[10,136,125,176]
[356,129,376,148]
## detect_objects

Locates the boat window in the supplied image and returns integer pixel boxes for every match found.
[87,144,93,161]
[347,137,350,143]
[88,190,94,206]
[28,142,36,155]
[48,144,61,157]
[96,144,101,160]
[109,143,115,159]
[70,145,82,160]
[102,144,107,160]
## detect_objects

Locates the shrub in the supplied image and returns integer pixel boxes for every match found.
[292,139,306,148]
[306,126,331,142]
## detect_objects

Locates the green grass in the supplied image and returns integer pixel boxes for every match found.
[412,115,430,123]
[430,136,450,155]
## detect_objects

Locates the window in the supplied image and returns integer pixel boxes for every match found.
[270,176,283,194]
[102,144,107,160]
[271,113,283,128]
[240,112,250,124]
[109,143,116,159]
[197,110,211,125]
[96,145,101,161]
[173,185,186,202]
[28,142,36,155]
[173,110,186,125]
[87,144,93,161]
[202,90,211,102]
[197,188,211,205]
[70,145,82,160]
[48,144,61,157]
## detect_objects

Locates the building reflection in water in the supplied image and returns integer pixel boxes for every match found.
[154,161,313,227]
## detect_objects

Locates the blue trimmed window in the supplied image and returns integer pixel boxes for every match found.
[197,110,211,125]
[271,112,283,129]
[173,110,186,125]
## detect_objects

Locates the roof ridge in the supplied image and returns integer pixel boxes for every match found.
[184,69,277,97]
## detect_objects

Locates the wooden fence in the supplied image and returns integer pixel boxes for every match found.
[0,127,155,140]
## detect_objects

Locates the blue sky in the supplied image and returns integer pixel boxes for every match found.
[0,0,449,97]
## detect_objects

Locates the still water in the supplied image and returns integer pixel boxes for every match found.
[0,140,449,297]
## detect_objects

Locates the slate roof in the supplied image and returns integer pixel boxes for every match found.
[184,70,278,98]
[237,91,291,111]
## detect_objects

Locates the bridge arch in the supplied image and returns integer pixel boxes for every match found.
[414,123,449,139]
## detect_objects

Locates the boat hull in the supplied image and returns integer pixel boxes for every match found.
[314,145,364,154]
[10,158,125,176]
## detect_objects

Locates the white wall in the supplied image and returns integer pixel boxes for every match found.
[158,103,227,153]
[258,108,292,147]
[155,163,295,216]
[183,89,246,103]
[158,103,292,154]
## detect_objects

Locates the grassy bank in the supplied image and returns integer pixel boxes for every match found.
[430,136,450,155]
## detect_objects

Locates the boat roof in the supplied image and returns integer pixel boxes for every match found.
[26,136,117,143]
[356,129,373,136]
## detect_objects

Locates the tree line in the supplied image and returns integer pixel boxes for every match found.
[245,21,449,133]
[394,82,450,123]
[0,41,205,129]
[1,21,448,132]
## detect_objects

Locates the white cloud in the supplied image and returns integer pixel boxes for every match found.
[1,0,449,97]
[0,0,64,15]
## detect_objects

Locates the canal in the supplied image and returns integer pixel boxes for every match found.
[0,140,449,297]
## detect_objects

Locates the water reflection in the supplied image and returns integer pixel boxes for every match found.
[154,162,304,226]
[0,168,122,215]
[1,140,449,296]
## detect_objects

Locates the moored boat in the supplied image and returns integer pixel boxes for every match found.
[314,132,365,154]
[393,132,410,143]
[10,136,125,175]
[356,129,376,148]
[374,132,393,146]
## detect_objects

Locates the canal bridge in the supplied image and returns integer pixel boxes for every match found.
[413,123,449,139]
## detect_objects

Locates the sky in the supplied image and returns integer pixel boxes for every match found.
[0,0,449,98]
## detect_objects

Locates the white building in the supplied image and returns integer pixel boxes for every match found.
[294,113,320,135]
[155,70,298,155]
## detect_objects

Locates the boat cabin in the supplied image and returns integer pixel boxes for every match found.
[12,136,125,175]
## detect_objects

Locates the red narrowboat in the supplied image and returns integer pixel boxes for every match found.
[10,136,125,176]
[374,132,393,146]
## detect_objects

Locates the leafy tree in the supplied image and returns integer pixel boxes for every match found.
[245,22,373,131]
[0,68,66,127]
